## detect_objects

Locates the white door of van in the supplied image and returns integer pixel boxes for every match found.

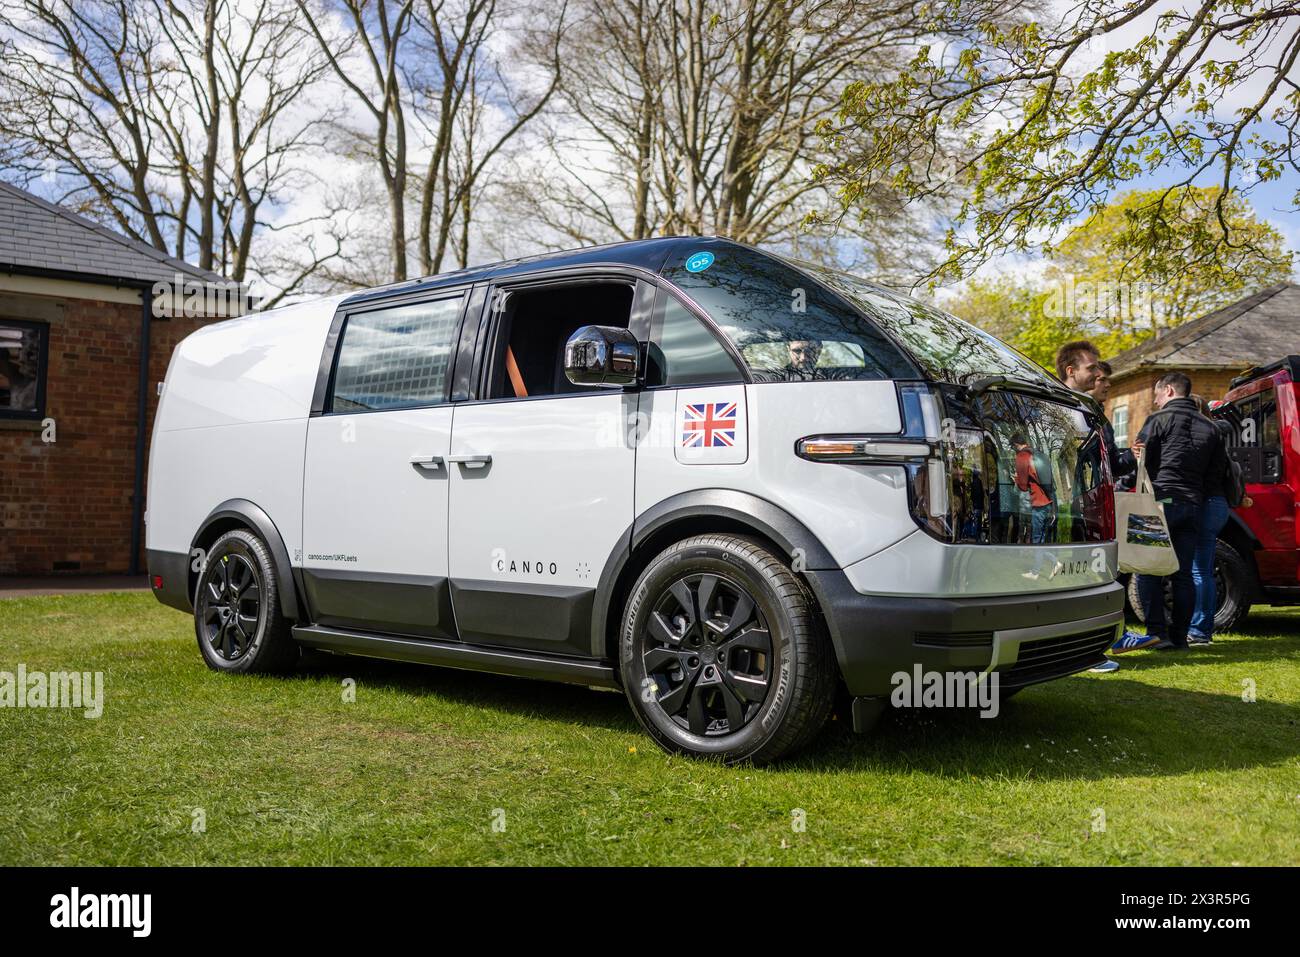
[445,276,647,656]
[300,291,468,639]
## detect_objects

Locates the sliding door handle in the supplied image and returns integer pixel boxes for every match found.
[447,453,492,469]
[409,455,444,470]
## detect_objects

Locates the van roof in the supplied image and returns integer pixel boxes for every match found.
[340,236,717,307]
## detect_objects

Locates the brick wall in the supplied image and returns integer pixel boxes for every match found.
[1105,367,1249,447]
[0,289,211,575]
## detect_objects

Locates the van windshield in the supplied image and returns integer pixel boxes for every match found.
[792,261,1056,387]
[661,244,917,382]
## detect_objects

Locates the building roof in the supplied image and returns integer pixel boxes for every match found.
[0,180,225,288]
[1109,281,1300,379]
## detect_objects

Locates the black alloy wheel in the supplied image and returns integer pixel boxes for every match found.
[192,528,299,674]
[198,552,263,661]
[642,572,773,736]
[621,534,836,764]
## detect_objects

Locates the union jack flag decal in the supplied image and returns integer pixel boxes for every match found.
[682,401,737,448]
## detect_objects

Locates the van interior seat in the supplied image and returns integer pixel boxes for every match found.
[490,283,635,399]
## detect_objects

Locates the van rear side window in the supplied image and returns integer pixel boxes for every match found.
[330,296,463,412]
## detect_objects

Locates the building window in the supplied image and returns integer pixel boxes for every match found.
[0,319,49,420]
[1111,403,1129,447]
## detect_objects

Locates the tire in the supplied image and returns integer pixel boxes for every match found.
[194,528,299,675]
[1125,538,1253,634]
[619,534,836,764]
[1212,539,1253,633]
[1125,573,1162,625]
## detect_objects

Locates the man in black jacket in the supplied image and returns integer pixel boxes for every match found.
[1128,372,1229,651]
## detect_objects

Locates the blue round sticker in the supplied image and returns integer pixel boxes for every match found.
[685,250,714,273]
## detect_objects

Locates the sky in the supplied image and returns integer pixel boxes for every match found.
[948,0,1300,293]
[7,0,1298,301]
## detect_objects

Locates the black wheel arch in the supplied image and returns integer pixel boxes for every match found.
[190,499,301,621]
[591,489,837,660]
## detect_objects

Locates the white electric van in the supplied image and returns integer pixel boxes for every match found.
[147,237,1123,763]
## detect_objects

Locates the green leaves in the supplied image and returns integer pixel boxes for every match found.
[943,186,1293,365]
[822,0,1300,284]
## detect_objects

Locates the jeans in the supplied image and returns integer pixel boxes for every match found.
[1031,503,1054,543]
[1190,495,1231,640]
[1136,499,1202,647]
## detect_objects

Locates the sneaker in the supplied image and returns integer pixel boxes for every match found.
[1154,640,1188,651]
[1110,630,1162,654]
[1187,634,1212,646]
[1088,659,1120,673]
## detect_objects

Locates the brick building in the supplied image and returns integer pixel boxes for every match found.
[1104,282,1300,446]
[0,182,235,576]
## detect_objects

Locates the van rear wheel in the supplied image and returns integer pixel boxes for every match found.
[194,529,299,675]
[620,534,835,764]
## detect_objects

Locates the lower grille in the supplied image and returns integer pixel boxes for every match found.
[914,631,994,649]
[999,626,1115,688]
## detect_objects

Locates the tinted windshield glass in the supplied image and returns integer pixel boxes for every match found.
[793,262,1055,386]
[942,389,1111,544]
[662,243,916,382]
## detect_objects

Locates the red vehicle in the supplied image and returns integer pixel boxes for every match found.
[1126,355,1299,631]
[1208,356,1300,628]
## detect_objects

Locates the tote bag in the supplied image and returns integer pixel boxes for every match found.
[1115,448,1179,575]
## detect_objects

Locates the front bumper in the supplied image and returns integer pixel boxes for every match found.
[803,570,1124,699]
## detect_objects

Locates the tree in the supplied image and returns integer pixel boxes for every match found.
[297,0,564,283]
[942,186,1293,366]
[1046,186,1293,333]
[296,0,416,282]
[0,0,345,304]
[823,0,1300,283]
[505,0,1042,276]
[941,276,1077,371]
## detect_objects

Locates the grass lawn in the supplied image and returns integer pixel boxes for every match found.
[1,591,1298,866]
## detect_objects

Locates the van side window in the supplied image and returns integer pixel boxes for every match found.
[646,292,741,387]
[330,295,462,412]
[485,281,633,399]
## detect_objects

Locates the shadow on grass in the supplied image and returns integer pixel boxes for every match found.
[295,648,638,733]
[793,678,1300,778]
[290,648,1300,781]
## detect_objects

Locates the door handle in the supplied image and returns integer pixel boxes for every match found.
[448,453,492,469]
[409,455,444,470]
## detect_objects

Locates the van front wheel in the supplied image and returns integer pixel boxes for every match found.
[620,535,836,764]
[194,528,299,675]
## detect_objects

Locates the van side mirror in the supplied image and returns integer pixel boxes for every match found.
[564,325,640,387]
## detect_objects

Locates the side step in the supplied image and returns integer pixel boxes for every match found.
[292,625,620,690]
